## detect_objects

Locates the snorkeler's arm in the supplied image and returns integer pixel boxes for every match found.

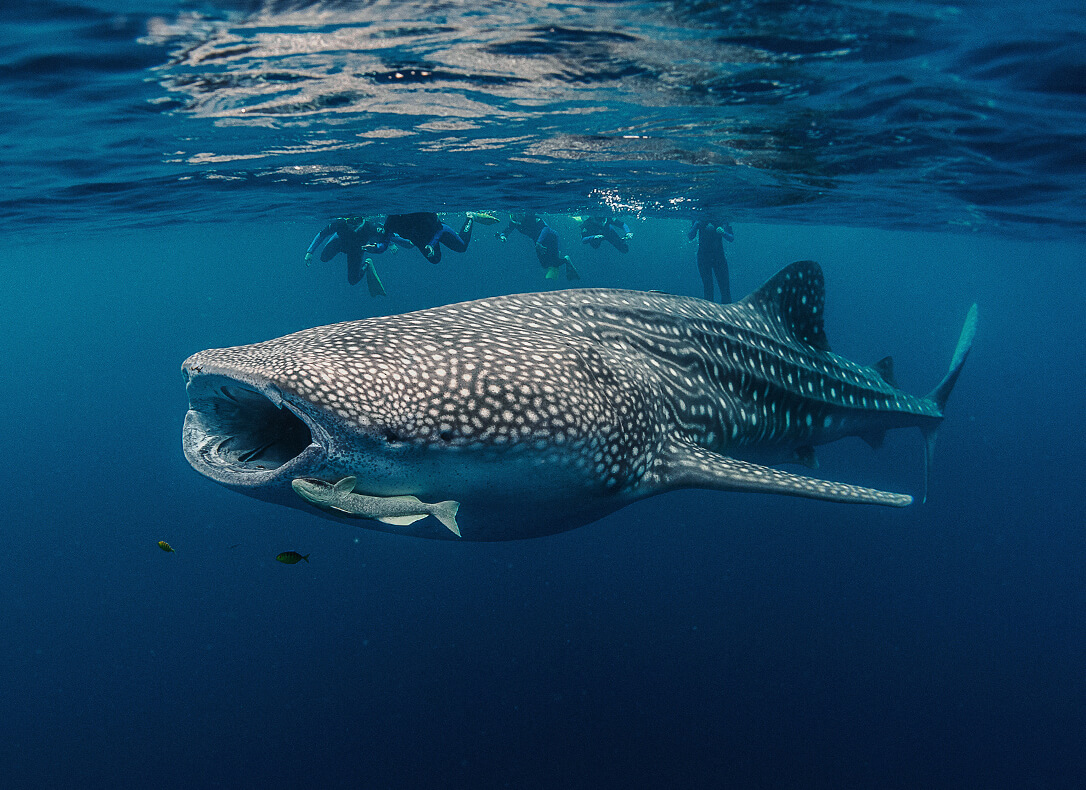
[363,225,391,254]
[718,223,735,242]
[304,219,341,262]
[496,219,517,242]
[304,227,330,261]
[687,222,700,242]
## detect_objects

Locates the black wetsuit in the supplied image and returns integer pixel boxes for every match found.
[384,212,473,264]
[306,217,390,285]
[503,214,562,269]
[580,217,630,253]
[689,220,734,303]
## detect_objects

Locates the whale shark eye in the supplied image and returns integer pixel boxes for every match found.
[383,428,404,443]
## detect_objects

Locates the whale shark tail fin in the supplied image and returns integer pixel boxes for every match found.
[919,303,979,503]
[925,304,978,413]
[432,500,461,537]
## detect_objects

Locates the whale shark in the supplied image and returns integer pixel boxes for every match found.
[181,261,976,541]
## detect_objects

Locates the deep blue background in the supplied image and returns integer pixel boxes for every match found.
[0,220,1082,788]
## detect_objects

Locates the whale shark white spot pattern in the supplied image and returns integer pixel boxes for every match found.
[181,261,975,541]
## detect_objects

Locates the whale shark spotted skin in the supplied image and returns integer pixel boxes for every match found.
[181,261,976,541]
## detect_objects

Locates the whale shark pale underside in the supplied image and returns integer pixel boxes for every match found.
[181,261,977,540]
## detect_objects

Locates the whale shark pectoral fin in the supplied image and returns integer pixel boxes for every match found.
[659,438,912,507]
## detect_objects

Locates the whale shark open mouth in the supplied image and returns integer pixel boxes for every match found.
[182,372,320,486]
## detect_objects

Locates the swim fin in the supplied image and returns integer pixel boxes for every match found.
[364,258,386,297]
[468,211,499,225]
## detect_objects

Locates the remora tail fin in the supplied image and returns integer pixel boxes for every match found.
[920,304,979,502]
[431,500,461,537]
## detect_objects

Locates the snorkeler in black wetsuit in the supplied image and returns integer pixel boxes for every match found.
[383,212,474,264]
[304,216,390,295]
[497,213,580,281]
[688,218,735,303]
[579,216,632,253]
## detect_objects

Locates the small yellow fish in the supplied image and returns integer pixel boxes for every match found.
[157,540,175,553]
[275,551,310,565]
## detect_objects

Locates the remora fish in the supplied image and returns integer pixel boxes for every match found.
[181,261,977,541]
[291,476,461,537]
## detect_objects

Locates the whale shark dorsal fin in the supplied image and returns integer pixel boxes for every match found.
[741,260,831,352]
[657,437,912,507]
[334,476,358,494]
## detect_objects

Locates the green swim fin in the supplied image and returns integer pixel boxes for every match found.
[364,259,387,297]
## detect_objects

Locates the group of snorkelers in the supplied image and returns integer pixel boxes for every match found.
[305,210,734,303]
[304,211,485,297]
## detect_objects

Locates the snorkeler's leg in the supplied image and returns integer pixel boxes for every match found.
[437,226,469,254]
[347,250,364,285]
[698,257,715,301]
[716,256,731,303]
[459,215,474,246]
[564,255,580,281]
[320,234,345,262]
[601,226,626,253]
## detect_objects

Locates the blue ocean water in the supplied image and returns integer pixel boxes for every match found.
[1,2,1084,788]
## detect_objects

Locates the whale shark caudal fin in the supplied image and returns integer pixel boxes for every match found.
[740,260,831,352]
[431,501,461,537]
[919,303,979,503]
[659,438,913,507]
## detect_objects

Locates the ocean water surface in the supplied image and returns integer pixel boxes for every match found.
[1,1,1084,788]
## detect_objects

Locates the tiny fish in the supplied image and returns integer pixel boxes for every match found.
[157,540,175,553]
[275,551,310,564]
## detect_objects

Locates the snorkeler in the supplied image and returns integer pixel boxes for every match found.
[497,213,580,281]
[688,218,735,303]
[578,216,633,253]
[304,216,389,296]
[383,212,475,264]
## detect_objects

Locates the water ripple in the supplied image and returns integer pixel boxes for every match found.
[0,0,1083,236]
